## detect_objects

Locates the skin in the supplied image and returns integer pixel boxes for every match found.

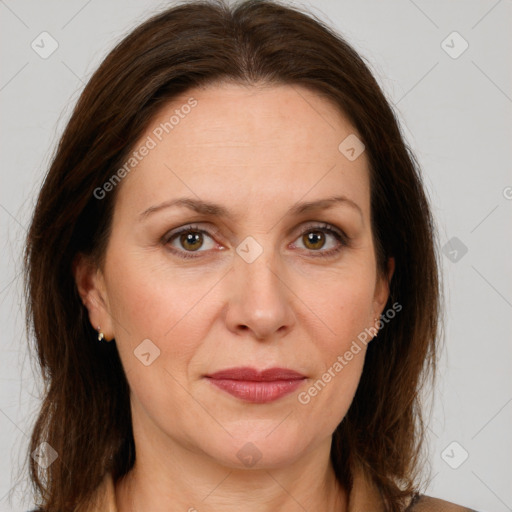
[74,82,394,512]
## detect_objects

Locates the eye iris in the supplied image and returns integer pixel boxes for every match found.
[303,231,325,250]
[180,232,203,251]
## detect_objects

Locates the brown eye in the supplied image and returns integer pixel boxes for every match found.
[302,230,326,250]
[164,225,217,258]
[292,224,347,258]
[179,231,204,251]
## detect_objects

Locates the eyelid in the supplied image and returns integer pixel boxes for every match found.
[295,221,347,240]
[162,223,222,244]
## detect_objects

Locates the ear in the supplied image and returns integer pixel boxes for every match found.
[72,253,115,341]
[373,256,395,318]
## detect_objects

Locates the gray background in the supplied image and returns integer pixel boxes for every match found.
[1,1,511,511]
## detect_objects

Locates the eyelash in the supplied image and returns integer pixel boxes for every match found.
[163,223,349,260]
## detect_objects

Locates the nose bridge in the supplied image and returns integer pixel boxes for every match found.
[226,235,294,339]
[238,244,281,298]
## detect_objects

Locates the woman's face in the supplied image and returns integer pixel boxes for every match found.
[78,82,393,470]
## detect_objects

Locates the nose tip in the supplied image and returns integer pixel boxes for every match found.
[224,253,295,341]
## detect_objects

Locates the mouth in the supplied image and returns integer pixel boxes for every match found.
[204,367,307,403]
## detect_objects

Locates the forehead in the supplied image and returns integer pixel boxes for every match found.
[114,82,370,219]
[146,81,357,152]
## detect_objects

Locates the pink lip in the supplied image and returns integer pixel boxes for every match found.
[205,367,306,403]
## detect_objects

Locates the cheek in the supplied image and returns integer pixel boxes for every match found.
[298,311,368,433]
[293,269,374,426]
[303,268,376,350]
[297,346,367,439]
[104,250,215,371]
[103,253,209,428]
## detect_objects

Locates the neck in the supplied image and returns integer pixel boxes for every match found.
[116,460,346,512]
[115,415,347,512]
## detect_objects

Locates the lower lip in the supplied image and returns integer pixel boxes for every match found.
[206,378,305,403]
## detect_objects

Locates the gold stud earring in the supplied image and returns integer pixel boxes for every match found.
[373,317,380,338]
[97,326,105,342]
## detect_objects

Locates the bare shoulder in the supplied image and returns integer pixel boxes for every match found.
[406,493,479,512]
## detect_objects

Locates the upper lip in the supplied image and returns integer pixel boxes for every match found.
[205,367,306,381]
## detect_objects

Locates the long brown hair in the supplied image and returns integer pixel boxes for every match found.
[23,0,441,510]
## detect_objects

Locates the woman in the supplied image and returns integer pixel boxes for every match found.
[23,0,477,510]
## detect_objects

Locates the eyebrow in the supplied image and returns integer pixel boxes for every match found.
[138,195,363,221]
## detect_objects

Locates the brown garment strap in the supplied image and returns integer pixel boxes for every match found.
[406,493,478,512]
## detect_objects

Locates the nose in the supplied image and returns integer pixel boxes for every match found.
[224,248,296,341]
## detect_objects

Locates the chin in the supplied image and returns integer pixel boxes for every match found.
[200,429,314,470]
